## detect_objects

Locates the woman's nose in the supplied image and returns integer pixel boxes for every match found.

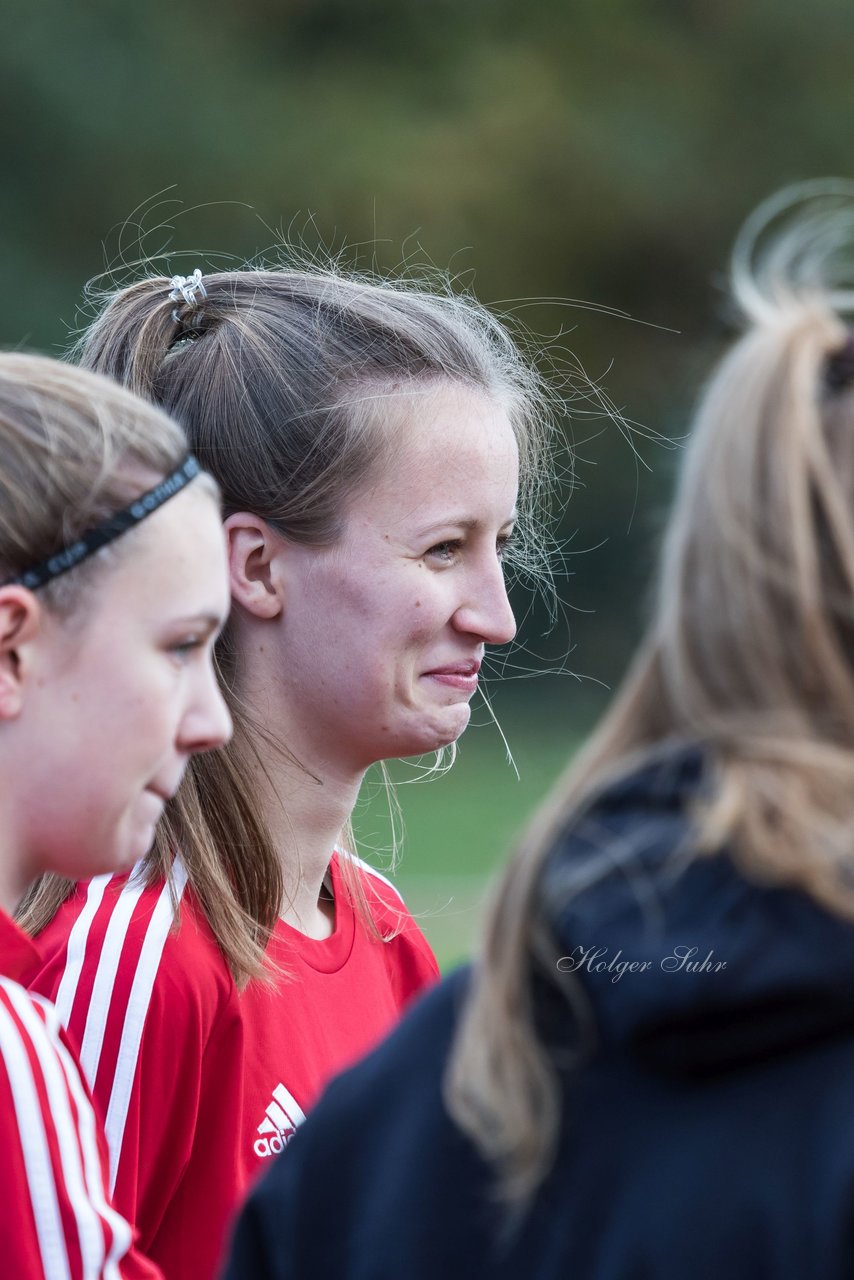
[452,560,517,646]
[179,666,233,755]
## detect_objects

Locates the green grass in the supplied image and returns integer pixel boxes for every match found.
[353,682,593,969]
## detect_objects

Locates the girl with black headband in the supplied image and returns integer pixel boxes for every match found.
[224,185,854,1280]
[21,265,561,1280]
[0,354,230,1278]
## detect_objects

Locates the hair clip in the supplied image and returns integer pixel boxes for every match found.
[168,269,207,322]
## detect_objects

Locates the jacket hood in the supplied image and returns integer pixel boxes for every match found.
[544,743,854,1077]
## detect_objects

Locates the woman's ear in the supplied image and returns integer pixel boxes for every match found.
[0,587,41,720]
[223,513,286,620]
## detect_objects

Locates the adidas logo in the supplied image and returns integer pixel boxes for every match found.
[253,1083,307,1158]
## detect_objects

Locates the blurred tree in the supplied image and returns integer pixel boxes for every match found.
[2,0,852,704]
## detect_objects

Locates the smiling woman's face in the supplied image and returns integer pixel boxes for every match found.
[8,483,233,896]
[270,382,520,775]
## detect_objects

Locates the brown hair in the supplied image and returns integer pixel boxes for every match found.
[448,183,854,1200]
[24,264,556,986]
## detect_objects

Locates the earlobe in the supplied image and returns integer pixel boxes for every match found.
[223,513,285,621]
[0,587,41,720]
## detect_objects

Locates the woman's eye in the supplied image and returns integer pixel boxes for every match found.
[170,637,203,661]
[497,531,517,561]
[427,540,462,562]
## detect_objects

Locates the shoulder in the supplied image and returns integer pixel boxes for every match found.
[37,862,234,995]
[0,974,60,1079]
[0,977,93,1132]
[27,865,242,1207]
[336,850,440,983]
[335,849,425,939]
[0,979,103,1193]
[0,979,153,1277]
[338,850,406,911]
[31,863,237,1062]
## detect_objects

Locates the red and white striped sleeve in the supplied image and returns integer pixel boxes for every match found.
[0,977,161,1280]
[48,865,192,1195]
[29,864,245,1278]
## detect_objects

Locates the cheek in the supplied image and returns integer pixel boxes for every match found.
[406,597,448,646]
[24,777,115,870]
[333,624,424,702]
[313,569,447,687]
[113,660,182,736]
[382,616,436,664]
[332,559,429,621]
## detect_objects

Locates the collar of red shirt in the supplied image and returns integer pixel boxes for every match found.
[0,907,43,983]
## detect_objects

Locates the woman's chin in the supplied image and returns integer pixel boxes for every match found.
[400,707,473,758]
[113,825,157,874]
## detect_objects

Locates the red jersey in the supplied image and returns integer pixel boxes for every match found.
[29,853,438,1280]
[0,908,160,1280]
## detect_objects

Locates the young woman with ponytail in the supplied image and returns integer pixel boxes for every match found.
[21,266,555,1278]
[0,354,230,1279]
[225,185,854,1280]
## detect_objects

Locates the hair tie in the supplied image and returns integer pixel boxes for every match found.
[168,269,207,323]
[825,332,854,392]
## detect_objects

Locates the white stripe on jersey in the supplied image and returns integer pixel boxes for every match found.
[54,874,110,1029]
[7,981,111,1279]
[45,1000,132,1277]
[103,862,189,1189]
[78,874,150,1085]
[339,850,404,902]
[0,983,72,1280]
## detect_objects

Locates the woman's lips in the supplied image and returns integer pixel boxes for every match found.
[144,775,183,805]
[422,661,481,693]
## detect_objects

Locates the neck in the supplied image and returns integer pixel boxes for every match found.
[0,798,33,917]
[238,731,364,939]
[0,872,25,919]
[228,617,371,938]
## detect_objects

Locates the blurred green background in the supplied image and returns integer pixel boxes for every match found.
[5,0,853,965]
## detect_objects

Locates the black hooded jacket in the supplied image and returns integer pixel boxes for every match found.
[224,746,854,1279]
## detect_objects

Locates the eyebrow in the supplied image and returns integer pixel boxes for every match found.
[414,513,518,538]
[170,613,226,633]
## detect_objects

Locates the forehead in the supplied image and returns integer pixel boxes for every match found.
[357,383,519,524]
[91,485,230,621]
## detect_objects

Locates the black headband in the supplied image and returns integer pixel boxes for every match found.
[4,454,202,590]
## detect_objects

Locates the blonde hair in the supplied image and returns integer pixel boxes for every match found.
[4,353,212,933]
[0,353,190,606]
[448,182,854,1201]
[24,263,556,987]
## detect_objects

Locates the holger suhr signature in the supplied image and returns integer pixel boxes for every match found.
[556,945,727,983]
